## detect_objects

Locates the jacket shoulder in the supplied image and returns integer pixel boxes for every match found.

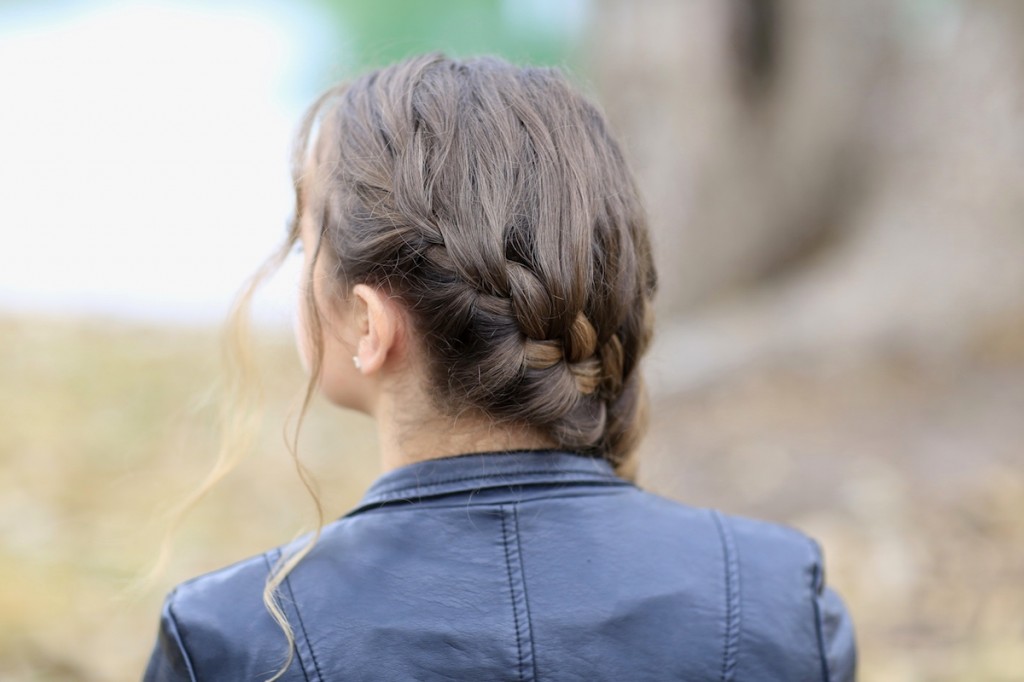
[714,511,857,682]
[147,551,310,682]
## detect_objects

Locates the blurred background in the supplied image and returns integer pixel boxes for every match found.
[1,0,1022,679]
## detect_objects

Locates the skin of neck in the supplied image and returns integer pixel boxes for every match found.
[369,370,556,474]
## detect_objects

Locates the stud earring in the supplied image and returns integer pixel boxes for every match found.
[352,355,362,370]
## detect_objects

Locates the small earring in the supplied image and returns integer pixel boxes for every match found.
[352,355,362,371]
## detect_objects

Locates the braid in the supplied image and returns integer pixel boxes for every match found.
[304,54,657,468]
[424,242,609,419]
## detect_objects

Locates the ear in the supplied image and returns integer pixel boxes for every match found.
[350,283,401,375]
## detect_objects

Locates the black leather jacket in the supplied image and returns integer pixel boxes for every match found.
[144,450,856,680]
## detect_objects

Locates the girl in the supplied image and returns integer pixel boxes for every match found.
[144,54,856,681]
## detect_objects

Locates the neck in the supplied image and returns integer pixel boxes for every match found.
[374,395,555,473]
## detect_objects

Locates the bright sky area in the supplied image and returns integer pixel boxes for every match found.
[0,1,336,326]
[0,0,586,326]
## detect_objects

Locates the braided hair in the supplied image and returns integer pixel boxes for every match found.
[293,54,657,470]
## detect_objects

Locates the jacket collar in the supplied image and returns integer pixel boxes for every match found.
[349,449,629,514]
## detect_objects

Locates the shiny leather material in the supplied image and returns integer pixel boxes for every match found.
[144,450,857,681]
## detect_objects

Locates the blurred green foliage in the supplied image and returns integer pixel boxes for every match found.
[313,0,585,76]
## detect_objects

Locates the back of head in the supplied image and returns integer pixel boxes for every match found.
[293,54,657,470]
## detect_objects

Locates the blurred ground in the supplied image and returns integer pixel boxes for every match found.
[0,315,379,681]
[1,313,1021,680]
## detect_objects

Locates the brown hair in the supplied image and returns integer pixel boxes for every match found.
[291,53,657,469]
[177,53,658,679]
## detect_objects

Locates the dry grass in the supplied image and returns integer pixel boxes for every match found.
[0,315,378,680]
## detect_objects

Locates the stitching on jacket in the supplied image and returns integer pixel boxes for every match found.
[164,595,200,682]
[264,552,317,682]
[367,469,624,497]
[356,480,630,513]
[512,505,540,682]
[350,487,632,517]
[711,511,741,682]
[501,507,526,681]
[806,538,832,682]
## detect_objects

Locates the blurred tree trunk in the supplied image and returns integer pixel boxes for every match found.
[587,0,1024,392]
[588,0,889,314]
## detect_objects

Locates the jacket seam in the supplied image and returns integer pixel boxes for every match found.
[164,596,200,682]
[806,538,832,682]
[513,505,539,682]
[284,577,322,682]
[500,508,526,681]
[711,511,740,682]
[265,552,318,682]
